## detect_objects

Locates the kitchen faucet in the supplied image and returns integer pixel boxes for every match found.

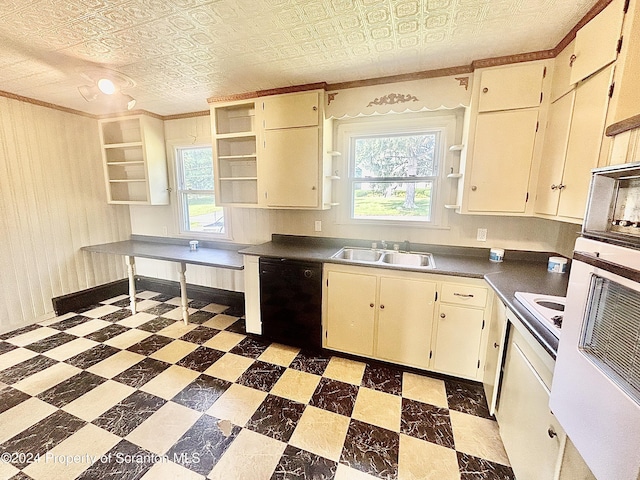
[403,240,411,252]
[380,240,388,250]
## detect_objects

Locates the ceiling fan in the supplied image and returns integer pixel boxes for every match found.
[77,67,137,110]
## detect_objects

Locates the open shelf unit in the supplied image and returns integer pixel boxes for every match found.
[99,115,168,205]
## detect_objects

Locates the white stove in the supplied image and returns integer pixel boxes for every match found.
[514,291,565,338]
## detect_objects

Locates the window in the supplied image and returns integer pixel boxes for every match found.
[339,113,455,225]
[175,146,226,235]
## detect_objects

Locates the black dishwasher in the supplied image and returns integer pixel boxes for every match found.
[259,258,322,351]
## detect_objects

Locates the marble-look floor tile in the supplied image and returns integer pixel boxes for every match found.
[401,398,455,449]
[140,303,176,317]
[150,339,198,364]
[126,401,202,455]
[116,311,157,329]
[450,410,510,466]
[86,349,145,379]
[310,377,359,417]
[65,343,120,369]
[126,334,174,356]
[183,310,215,325]
[203,352,254,383]
[352,386,402,432]
[112,357,171,388]
[13,361,81,396]
[272,444,338,480]
[23,332,77,353]
[0,355,59,384]
[236,360,286,393]
[445,379,492,420]
[398,433,460,480]
[156,319,198,338]
[289,406,350,462]
[269,368,321,405]
[202,314,239,330]
[167,413,240,476]
[340,418,400,480]
[62,379,136,422]
[84,324,130,343]
[43,338,98,362]
[202,330,245,352]
[101,294,130,304]
[140,364,201,400]
[159,306,197,322]
[225,318,246,334]
[402,372,448,409]
[76,439,155,480]
[323,356,367,386]
[0,347,38,371]
[335,463,381,480]
[176,345,225,372]
[179,326,220,345]
[22,423,120,480]
[47,315,91,331]
[0,397,57,444]
[457,452,515,480]
[0,323,42,340]
[92,390,166,437]
[99,308,134,323]
[134,299,162,312]
[0,385,31,414]
[0,341,17,356]
[200,303,228,314]
[37,370,107,408]
[245,394,306,442]
[0,410,86,469]
[229,336,270,359]
[171,374,232,412]
[362,364,403,396]
[258,343,300,367]
[208,428,286,480]
[0,460,19,479]
[5,326,59,347]
[65,319,113,337]
[103,328,152,350]
[186,299,210,309]
[290,350,331,376]
[140,460,205,480]
[206,383,267,427]
[138,315,177,333]
[82,304,122,319]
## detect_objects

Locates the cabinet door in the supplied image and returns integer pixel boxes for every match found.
[432,304,484,379]
[478,63,545,112]
[376,276,436,369]
[557,65,613,219]
[569,0,625,85]
[534,90,575,216]
[263,126,320,207]
[467,109,539,212]
[483,299,508,416]
[550,41,576,103]
[498,341,564,480]
[262,91,320,130]
[325,270,377,356]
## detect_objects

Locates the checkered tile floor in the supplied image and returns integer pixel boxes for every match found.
[0,291,515,480]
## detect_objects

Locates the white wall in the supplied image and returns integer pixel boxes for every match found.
[0,96,131,330]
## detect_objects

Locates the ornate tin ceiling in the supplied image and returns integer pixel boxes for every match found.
[0,0,599,116]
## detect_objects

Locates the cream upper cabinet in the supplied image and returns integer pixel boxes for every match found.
[478,63,545,112]
[535,90,576,216]
[376,276,436,369]
[569,0,625,85]
[466,109,539,213]
[550,40,576,103]
[324,268,377,357]
[262,91,320,129]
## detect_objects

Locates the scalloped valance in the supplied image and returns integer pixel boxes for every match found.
[325,74,473,119]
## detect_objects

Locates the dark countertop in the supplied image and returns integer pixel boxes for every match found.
[240,234,569,358]
[83,235,245,270]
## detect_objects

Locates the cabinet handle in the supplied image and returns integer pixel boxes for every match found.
[313,106,318,111]
[551,184,558,190]
[547,427,558,439]
[453,293,474,298]
[494,342,500,348]
[569,54,577,67]
[471,185,477,191]
[558,184,566,190]
[380,304,385,309]
[440,313,446,318]
[482,87,489,93]
[370,303,375,308]
[312,186,317,190]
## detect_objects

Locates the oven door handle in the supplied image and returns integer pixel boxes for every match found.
[574,251,640,283]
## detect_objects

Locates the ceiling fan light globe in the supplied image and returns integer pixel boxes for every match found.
[97,78,116,95]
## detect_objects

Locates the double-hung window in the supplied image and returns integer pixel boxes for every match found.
[175,146,226,236]
[339,113,455,225]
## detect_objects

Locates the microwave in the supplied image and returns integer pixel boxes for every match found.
[583,161,640,248]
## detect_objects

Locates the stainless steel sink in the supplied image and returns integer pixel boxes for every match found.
[381,251,434,268]
[331,247,435,269]
[332,247,383,263]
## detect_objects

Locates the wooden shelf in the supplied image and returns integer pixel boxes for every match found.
[103,141,143,149]
[444,204,461,209]
[449,144,464,151]
[216,131,256,140]
[326,175,341,180]
[220,177,258,181]
[447,173,463,179]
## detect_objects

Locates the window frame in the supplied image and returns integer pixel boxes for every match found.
[174,144,231,240]
[336,112,459,228]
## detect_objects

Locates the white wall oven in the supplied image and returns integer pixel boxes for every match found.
[550,236,640,480]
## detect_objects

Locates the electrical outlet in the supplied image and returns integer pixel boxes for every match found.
[314,220,322,232]
[477,228,487,242]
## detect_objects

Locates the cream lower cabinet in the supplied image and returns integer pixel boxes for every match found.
[323,264,436,370]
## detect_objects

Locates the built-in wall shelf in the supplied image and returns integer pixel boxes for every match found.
[447,173,463,179]
[327,151,342,156]
[449,144,464,151]
[326,175,341,180]
[444,204,461,209]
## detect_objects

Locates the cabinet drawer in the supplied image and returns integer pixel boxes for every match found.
[441,283,487,308]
